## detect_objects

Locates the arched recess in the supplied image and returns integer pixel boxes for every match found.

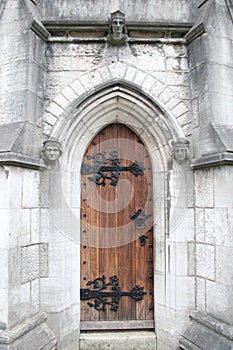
[50,80,185,237]
[47,81,185,333]
[51,81,183,169]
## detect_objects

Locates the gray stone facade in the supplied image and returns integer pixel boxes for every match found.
[0,0,232,349]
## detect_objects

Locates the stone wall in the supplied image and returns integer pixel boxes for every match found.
[0,0,46,125]
[43,44,191,137]
[194,166,233,323]
[0,166,41,329]
[41,37,194,348]
[0,1,233,350]
[0,165,56,348]
[189,0,233,159]
[39,0,198,22]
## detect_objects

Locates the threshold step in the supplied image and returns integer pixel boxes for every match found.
[79,331,156,350]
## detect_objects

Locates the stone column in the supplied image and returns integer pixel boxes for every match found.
[0,1,55,348]
[180,1,233,348]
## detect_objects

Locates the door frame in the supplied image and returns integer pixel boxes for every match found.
[49,81,185,338]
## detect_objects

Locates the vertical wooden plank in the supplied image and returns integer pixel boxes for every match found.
[117,124,135,320]
[106,126,119,321]
[134,136,146,320]
[80,140,91,321]
[145,152,154,321]
[90,134,100,322]
[96,124,119,321]
[107,124,120,321]
[81,133,102,322]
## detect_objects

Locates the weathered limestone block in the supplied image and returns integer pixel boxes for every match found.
[196,243,215,281]
[216,246,233,286]
[214,167,233,208]
[166,56,188,72]
[40,0,196,23]
[195,208,205,242]
[0,312,56,350]
[22,170,40,208]
[164,44,187,58]
[129,44,166,71]
[31,279,40,314]
[0,122,44,169]
[155,71,189,88]
[21,244,40,283]
[40,243,49,277]
[206,280,233,325]
[196,277,206,311]
[187,242,196,276]
[175,277,195,311]
[169,208,194,242]
[7,283,30,328]
[45,306,79,350]
[193,123,233,167]
[194,169,214,208]
[21,243,49,284]
[180,311,233,350]
[31,208,40,243]
[9,209,31,247]
[205,208,228,246]
[0,298,8,331]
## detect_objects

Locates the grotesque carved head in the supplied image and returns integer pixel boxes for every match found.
[107,10,128,45]
[171,138,190,162]
[42,139,62,167]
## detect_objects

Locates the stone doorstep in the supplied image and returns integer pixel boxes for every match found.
[79,330,157,350]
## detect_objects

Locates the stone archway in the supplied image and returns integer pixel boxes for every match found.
[43,62,189,139]
[41,79,187,348]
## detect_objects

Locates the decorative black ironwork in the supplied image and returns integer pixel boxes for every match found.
[80,275,146,312]
[130,209,152,229]
[81,151,144,186]
[138,234,148,246]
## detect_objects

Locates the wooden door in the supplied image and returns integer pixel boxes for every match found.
[80,123,154,330]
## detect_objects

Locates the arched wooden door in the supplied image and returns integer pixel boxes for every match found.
[80,123,154,330]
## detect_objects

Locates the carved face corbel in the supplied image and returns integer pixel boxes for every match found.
[171,138,190,163]
[107,10,128,45]
[42,139,62,168]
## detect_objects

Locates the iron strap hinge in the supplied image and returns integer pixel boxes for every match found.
[81,151,144,186]
[80,275,146,312]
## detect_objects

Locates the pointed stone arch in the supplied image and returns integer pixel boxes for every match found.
[41,65,190,345]
[50,80,183,171]
[43,62,190,140]
[43,74,187,256]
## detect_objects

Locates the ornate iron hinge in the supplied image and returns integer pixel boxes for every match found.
[130,209,152,229]
[81,151,144,186]
[80,275,146,312]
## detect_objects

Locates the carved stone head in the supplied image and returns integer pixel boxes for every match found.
[42,139,62,167]
[107,10,128,45]
[171,138,190,163]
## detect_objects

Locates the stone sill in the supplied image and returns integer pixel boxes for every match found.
[48,36,187,44]
[43,21,191,44]
[0,152,46,170]
[0,313,47,344]
[190,312,233,341]
[191,152,233,169]
[180,311,233,350]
